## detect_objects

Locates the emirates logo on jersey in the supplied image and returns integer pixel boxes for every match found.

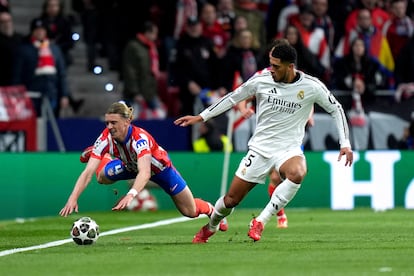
[297,91,304,100]
[267,96,302,114]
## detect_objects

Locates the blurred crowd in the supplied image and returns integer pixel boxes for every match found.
[1,0,414,148]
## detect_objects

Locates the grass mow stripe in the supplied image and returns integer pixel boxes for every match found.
[0,216,202,257]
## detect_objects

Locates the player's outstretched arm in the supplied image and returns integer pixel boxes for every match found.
[59,158,100,217]
[174,115,203,127]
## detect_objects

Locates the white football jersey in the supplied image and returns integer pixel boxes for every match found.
[200,68,351,158]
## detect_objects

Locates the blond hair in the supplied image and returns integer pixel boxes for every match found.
[106,101,134,120]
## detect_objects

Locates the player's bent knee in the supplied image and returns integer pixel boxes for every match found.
[284,165,307,183]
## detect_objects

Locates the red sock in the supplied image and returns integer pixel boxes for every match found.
[268,184,276,198]
[194,198,213,216]
[95,153,112,178]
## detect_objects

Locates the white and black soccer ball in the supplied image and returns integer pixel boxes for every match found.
[71,217,100,245]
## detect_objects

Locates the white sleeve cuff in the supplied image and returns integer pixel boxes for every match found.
[340,139,351,149]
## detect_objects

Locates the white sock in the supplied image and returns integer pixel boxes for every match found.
[256,179,300,225]
[208,196,233,231]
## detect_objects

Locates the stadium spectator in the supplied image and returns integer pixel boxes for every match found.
[232,14,249,36]
[200,2,230,58]
[174,40,353,243]
[382,0,414,62]
[312,0,335,51]
[220,29,258,152]
[0,11,23,86]
[122,21,166,120]
[274,0,302,38]
[333,37,386,113]
[172,0,199,41]
[344,0,390,35]
[285,3,331,72]
[335,8,395,88]
[36,0,75,67]
[216,0,236,38]
[59,101,228,235]
[35,0,84,114]
[234,0,267,50]
[283,24,328,83]
[265,0,297,41]
[172,16,222,116]
[12,18,70,118]
[221,29,258,92]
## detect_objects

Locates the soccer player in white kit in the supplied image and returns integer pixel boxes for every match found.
[174,40,354,243]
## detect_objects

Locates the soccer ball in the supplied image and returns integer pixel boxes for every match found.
[71,217,100,245]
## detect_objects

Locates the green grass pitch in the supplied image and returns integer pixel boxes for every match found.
[0,208,413,276]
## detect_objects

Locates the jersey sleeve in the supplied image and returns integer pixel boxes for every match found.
[90,130,109,159]
[132,133,152,158]
[314,83,351,149]
[200,78,257,121]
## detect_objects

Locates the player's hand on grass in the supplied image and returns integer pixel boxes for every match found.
[112,194,134,211]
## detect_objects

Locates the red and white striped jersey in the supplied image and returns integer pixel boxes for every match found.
[90,125,171,174]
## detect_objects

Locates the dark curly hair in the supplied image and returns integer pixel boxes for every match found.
[270,41,297,64]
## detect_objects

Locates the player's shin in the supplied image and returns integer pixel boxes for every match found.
[256,179,300,224]
[208,196,233,231]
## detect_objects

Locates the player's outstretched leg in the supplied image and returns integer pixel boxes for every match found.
[193,196,233,243]
[195,199,228,232]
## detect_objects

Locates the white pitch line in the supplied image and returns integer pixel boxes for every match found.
[0,215,203,257]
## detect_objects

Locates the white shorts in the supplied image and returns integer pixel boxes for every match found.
[235,148,305,184]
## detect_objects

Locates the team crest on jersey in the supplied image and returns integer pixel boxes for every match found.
[241,167,246,175]
[297,90,305,100]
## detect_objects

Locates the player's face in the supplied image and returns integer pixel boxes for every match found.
[269,56,290,83]
[104,113,130,141]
